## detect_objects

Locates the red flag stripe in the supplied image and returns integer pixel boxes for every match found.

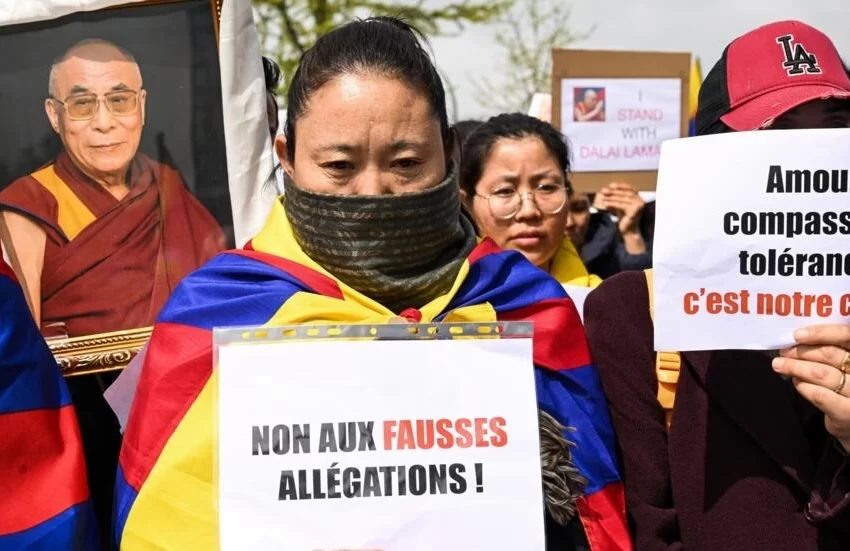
[228,250,344,300]
[576,483,631,550]
[0,405,90,535]
[0,258,17,284]
[498,298,591,370]
[119,323,213,491]
[467,237,502,265]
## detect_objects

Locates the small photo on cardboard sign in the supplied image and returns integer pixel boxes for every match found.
[573,87,606,123]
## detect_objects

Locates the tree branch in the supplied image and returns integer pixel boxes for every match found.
[253,0,511,94]
[279,0,306,54]
[471,0,593,113]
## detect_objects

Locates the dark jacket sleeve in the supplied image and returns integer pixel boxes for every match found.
[613,239,652,272]
[806,437,850,534]
[580,212,617,277]
[583,271,683,551]
[582,212,652,277]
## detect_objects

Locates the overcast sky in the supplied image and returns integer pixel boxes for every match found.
[428,0,850,120]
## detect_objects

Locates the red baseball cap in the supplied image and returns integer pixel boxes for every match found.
[696,20,850,134]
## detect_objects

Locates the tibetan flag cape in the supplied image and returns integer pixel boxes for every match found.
[115,201,630,550]
[0,259,98,549]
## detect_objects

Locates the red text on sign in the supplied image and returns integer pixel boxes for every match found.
[683,288,847,318]
[616,108,664,121]
[383,418,508,451]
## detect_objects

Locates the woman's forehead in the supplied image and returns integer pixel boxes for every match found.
[296,73,438,146]
[483,139,562,172]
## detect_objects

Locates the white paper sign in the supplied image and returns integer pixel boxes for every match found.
[563,284,592,322]
[528,92,552,123]
[561,78,682,172]
[653,128,850,351]
[217,337,545,550]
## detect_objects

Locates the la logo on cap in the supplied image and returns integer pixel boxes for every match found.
[776,34,821,76]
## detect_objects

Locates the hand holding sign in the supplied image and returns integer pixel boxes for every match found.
[773,324,850,453]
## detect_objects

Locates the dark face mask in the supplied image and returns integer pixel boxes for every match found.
[283,164,477,313]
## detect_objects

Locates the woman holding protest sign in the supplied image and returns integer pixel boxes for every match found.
[583,20,850,551]
[459,113,602,289]
[114,17,630,550]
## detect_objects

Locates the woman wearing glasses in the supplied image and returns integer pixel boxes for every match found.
[460,113,601,288]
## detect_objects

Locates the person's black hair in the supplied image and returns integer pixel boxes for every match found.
[639,199,656,243]
[263,55,283,190]
[452,119,483,146]
[263,56,282,93]
[263,56,282,139]
[459,113,571,198]
[283,16,450,161]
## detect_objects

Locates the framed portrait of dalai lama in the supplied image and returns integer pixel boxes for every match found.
[0,0,256,377]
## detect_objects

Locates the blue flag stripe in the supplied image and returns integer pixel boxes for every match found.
[443,249,566,315]
[0,501,98,549]
[535,366,621,495]
[0,276,70,414]
[158,253,306,330]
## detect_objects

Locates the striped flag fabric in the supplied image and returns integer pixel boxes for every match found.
[0,259,98,549]
[689,56,703,136]
[115,201,630,550]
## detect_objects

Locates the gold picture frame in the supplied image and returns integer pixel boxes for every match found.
[49,326,153,377]
[1,0,226,377]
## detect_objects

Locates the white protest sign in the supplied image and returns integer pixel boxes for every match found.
[563,284,592,322]
[217,336,545,550]
[560,78,682,172]
[653,128,850,351]
[528,92,552,123]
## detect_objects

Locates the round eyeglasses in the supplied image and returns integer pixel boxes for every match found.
[50,90,140,121]
[476,184,568,219]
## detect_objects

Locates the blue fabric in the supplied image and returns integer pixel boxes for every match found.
[0,275,71,414]
[158,253,307,330]
[441,248,566,317]
[535,366,620,495]
[0,502,99,551]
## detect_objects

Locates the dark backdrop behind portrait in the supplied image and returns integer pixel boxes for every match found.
[0,0,234,244]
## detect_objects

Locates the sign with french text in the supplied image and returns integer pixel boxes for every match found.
[653,128,850,351]
[561,78,682,172]
[216,329,545,550]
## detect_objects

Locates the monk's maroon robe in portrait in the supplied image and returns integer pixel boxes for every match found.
[0,151,225,338]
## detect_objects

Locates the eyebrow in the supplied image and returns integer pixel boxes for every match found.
[317,144,358,154]
[65,82,132,96]
[387,140,427,153]
[67,85,90,96]
[497,170,561,182]
[531,169,561,181]
[317,140,428,155]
